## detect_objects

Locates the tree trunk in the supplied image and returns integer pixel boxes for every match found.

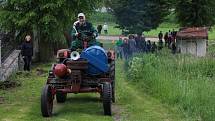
[32,27,40,62]
[64,31,72,48]
[39,39,54,62]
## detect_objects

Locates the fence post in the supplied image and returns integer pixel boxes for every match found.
[0,39,2,81]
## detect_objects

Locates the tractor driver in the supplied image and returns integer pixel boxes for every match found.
[70,13,100,50]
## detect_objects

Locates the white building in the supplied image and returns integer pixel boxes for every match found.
[176,27,208,57]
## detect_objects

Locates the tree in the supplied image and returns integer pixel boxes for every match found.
[106,0,171,34]
[175,0,215,27]
[0,0,102,61]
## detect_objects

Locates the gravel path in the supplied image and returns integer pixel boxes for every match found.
[97,35,159,42]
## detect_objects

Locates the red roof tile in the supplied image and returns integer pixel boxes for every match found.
[176,27,208,39]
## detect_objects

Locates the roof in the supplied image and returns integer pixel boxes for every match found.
[176,27,208,39]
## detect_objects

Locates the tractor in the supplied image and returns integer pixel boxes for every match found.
[40,31,115,117]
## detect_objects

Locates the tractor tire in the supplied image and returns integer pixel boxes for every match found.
[111,81,115,103]
[102,82,112,116]
[56,91,67,103]
[110,61,115,103]
[41,85,54,117]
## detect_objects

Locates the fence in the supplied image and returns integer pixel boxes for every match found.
[0,32,21,81]
[0,32,17,62]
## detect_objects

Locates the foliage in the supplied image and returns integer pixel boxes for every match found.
[89,12,116,23]
[0,0,102,42]
[0,0,103,61]
[175,0,215,27]
[126,51,215,121]
[106,0,171,34]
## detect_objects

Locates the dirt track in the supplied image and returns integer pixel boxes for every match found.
[97,35,159,42]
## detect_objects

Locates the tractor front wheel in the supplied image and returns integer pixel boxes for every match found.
[41,85,54,117]
[56,91,67,103]
[110,61,115,103]
[102,82,112,116]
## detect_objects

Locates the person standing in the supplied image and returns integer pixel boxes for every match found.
[135,33,145,53]
[146,40,152,53]
[128,35,136,56]
[116,37,123,59]
[164,32,168,47]
[103,23,108,34]
[171,42,177,54]
[21,35,33,71]
[158,31,163,41]
[122,38,130,60]
[97,24,102,34]
[151,42,157,53]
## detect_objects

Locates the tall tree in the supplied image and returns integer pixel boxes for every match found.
[107,0,171,34]
[0,0,102,61]
[175,0,215,27]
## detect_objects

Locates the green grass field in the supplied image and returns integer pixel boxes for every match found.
[90,12,215,40]
[93,23,122,36]
[94,22,215,40]
[126,49,215,121]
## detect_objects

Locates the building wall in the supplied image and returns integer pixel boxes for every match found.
[196,40,206,57]
[176,39,206,57]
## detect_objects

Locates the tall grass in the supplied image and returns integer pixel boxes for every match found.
[126,50,215,121]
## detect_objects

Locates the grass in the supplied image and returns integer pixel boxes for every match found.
[0,63,112,121]
[126,49,215,121]
[115,60,192,121]
[143,22,179,37]
[90,12,215,40]
[93,23,122,36]
[98,39,115,50]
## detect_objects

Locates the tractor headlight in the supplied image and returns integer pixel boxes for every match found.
[70,51,80,60]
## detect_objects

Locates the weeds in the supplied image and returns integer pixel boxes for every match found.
[126,50,215,121]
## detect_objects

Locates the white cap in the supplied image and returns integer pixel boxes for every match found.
[78,13,85,18]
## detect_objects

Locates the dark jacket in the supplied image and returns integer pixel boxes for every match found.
[122,42,130,53]
[21,41,33,56]
[71,21,98,39]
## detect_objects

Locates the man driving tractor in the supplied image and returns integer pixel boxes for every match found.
[70,13,100,50]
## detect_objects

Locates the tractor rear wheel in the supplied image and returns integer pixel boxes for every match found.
[56,91,67,103]
[102,82,112,116]
[41,85,54,117]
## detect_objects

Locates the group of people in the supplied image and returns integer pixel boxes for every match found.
[97,23,108,35]
[115,34,157,60]
[158,30,177,54]
[115,29,178,60]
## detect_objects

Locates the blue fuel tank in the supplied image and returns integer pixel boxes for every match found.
[80,45,109,75]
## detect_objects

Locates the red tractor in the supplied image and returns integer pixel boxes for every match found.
[40,33,115,117]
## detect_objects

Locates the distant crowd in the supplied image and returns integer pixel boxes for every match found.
[115,29,178,60]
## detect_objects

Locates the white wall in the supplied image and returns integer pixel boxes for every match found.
[177,39,206,57]
[197,40,206,57]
